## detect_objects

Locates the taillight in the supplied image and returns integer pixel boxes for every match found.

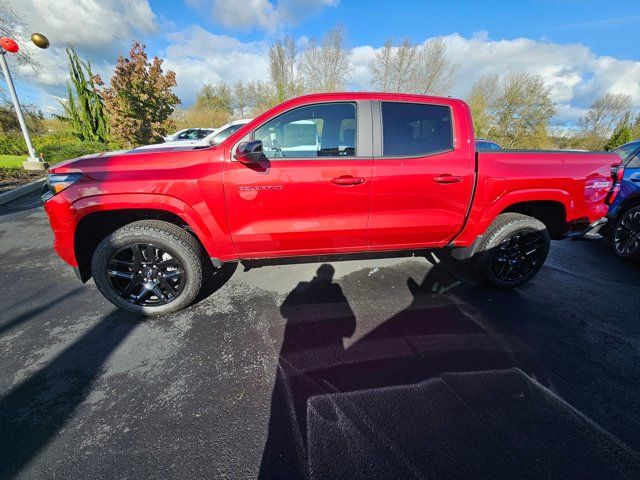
[611,163,624,183]
[606,163,624,205]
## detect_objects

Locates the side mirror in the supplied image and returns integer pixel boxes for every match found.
[234,140,265,163]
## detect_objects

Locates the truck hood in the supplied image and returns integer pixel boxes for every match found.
[49,144,214,174]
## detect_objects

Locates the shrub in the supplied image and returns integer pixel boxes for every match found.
[0,166,41,181]
[1,129,123,165]
[38,141,110,165]
[0,133,28,155]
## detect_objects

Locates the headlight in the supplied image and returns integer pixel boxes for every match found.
[41,173,82,201]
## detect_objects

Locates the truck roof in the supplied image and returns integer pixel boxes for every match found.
[285,91,463,104]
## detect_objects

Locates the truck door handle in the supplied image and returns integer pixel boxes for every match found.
[331,175,365,186]
[630,173,640,183]
[433,174,463,184]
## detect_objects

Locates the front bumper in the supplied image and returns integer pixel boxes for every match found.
[42,192,79,268]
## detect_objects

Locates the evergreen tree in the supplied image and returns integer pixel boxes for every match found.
[604,112,633,151]
[58,47,108,142]
[632,113,640,140]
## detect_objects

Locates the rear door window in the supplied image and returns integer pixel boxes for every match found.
[381,102,453,157]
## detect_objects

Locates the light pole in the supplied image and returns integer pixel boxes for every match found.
[0,33,50,171]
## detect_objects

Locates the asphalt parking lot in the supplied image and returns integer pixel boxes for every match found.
[1,191,640,479]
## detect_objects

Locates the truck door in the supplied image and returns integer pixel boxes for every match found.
[367,100,475,249]
[224,101,374,257]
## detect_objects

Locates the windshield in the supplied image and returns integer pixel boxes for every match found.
[209,123,246,145]
[613,142,640,162]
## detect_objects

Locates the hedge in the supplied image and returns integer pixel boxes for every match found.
[1,132,118,165]
[37,141,110,164]
[0,133,27,156]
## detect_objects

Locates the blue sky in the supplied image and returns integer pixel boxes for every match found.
[151,0,640,59]
[6,0,640,127]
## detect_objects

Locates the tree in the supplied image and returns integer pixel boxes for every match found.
[0,2,39,83]
[233,81,249,117]
[631,113,640,140]
[269,36,301,103]
[58,47,108,142]
[231,80,278,117]
[410,38,460,95]
[466,74,499,138]
[96,42,180,147]
[578,93,631,150]
[369,37,458,95]
[194,83,233,114]
[299,25,351,93]
[468,71,555,148]
[173,83,234,129]
[0,102,43,135]
[246,81,279,114]
[604,112,634,151]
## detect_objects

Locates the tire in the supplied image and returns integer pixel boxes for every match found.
[91,220,203,315]
[473,213,550,288]
[612,206,640,262]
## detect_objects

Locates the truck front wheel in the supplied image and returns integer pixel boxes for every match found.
[473,213,550,288]
[91,220,203,315]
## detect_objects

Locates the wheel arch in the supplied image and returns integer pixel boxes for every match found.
[70,192,236,281]
[615,193,640,219]
[74,209,212,282]
[455,189,572,244]
[500,200,567,239]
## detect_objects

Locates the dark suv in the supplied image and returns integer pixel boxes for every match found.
[607,140,640,261]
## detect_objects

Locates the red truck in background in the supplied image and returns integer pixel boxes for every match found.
[41,92,618,315]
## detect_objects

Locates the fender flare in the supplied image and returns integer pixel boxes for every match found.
[71,193,236,261]
[455,188,572,244]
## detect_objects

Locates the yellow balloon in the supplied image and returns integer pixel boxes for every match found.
[31,33,50,49]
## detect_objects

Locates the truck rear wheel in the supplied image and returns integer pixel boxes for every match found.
[91,220,203,315]
[473,213,550,288]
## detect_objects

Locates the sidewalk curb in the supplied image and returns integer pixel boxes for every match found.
[0,178,46,206]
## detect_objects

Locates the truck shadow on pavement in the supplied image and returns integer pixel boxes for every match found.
[0,309,141,479]
[259,262,640,480]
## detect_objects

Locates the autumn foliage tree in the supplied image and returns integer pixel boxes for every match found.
[97,43,180,147]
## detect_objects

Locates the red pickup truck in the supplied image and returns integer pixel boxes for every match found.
[42,93,617,314]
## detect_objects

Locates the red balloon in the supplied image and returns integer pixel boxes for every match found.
[0,37,19,53]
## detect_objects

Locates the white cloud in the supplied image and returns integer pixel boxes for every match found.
[13,0,157,50]
[162,26,270,104]
[5,0,158,107]
[186,0,338,32]
[4,0,639,128]
[347,34,640,126]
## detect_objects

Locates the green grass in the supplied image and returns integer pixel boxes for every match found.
[0,155,25,168]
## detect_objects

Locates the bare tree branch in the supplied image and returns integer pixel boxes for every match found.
[0,1,40,72]
[369,37,458,95]
[578,93,632,149]
[269,35,301,102]
[299,25,351,93]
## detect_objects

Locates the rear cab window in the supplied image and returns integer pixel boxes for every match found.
[381,102,453,157]
[254,102,357,159]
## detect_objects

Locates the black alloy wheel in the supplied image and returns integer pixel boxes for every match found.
[491,230,545,282]
[613,208,640,258]
[106,243,185,307]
